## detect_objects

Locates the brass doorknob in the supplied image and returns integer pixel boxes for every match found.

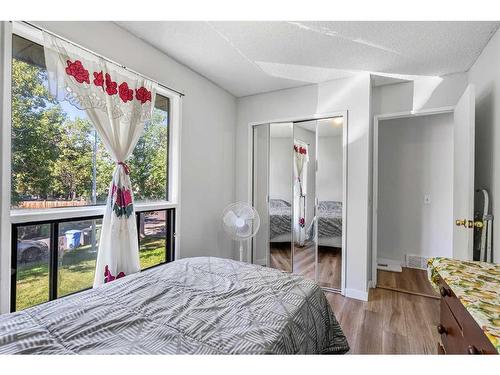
[465,220,485,229]
[473,220,484,229]
[455,219,467,227]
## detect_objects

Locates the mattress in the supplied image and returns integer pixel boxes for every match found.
[0,257,349,354]
[309,201,343,241]
[269,199,292,241]
[318,236,342,248]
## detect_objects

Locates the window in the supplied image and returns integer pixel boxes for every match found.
[11,34,170,209]
[57,218,102,297]
[5,24,180,313]
[12,209,175,311]
[13,223,51,311]
[138,210,175,270]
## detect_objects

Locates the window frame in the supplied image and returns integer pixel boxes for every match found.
[10,208,175,313]
[0,21,182,313]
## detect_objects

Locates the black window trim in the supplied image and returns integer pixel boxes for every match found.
[10,208,175,313]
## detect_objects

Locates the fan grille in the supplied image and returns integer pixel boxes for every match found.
[222,202,260,240]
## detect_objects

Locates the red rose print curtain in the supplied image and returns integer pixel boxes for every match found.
[43,33,156,287]
[293,141,309,246]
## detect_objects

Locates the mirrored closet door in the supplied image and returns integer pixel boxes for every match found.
[268,122,293,272]
[251,116,346,292]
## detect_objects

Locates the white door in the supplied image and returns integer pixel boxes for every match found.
[453,85,475,260]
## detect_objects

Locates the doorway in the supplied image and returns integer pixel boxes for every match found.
[371,85,476,296]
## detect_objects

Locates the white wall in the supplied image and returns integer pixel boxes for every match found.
[269,136,292,202]
[377,113,454,264]
[21,22,238,261]
[317,135,343,202]
[468,27,500,263]
[372,73,468,115]
[237,74,372,300]
[0,22,11,314]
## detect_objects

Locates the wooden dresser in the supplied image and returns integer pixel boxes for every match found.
[436,275,497,354]
[428,257,499,355]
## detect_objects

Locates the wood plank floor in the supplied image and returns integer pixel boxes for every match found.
[318,247,341,289]
[326,288,440,354]
[377,268,439,299]
[270,247,439,353]
[269,242,292,272]
[270,242,341,289]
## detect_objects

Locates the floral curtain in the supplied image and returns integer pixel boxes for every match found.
[293,141,309,246]
[43,33,157,287]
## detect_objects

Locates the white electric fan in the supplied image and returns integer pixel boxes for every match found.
[222,202,260,262]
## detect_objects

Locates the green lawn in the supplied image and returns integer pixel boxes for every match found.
[16,238,166,311]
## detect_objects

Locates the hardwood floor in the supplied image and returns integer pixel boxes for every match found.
[269,242,341,289]
[318,247,341,289]
[269,246,439,353]
[270,242,292,272]
[377,267,439,299]
[326,288,440,354]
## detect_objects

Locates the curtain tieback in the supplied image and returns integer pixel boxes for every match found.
[117,161,131,175]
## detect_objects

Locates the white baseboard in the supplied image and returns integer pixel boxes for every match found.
[367,280,376,289]
[345,288,369,301]
[377,257,402,272]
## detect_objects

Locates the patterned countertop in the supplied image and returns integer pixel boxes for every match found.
[428,257,500,354]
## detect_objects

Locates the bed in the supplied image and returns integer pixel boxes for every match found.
[309,201,343,248]
[0,257,349,354]
[269,199,293,242]
[270,199,342,248]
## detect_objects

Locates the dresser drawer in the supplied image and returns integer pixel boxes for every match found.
[461,306,498,354]
[436,275,467,323]
[436,277,497,354]
[439,299,466,354]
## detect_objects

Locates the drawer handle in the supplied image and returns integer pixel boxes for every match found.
[440,286,451,297]
[437,324,447,335]
[467,345,480,355]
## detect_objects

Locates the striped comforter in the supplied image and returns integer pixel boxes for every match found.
[316,201,343,238]
[0,257,349,354]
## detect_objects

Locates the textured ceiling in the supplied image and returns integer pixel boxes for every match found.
[117,21,499,97]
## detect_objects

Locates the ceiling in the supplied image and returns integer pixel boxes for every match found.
[117,21,500,97]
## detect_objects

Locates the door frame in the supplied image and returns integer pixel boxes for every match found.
[371,106,455,287]
[247,110,348,295]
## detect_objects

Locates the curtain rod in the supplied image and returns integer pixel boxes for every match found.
[21,21,185,97]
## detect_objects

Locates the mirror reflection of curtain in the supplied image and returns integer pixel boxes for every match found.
[293,140,309,246]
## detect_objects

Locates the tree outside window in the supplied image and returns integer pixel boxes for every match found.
[11,36,169,210]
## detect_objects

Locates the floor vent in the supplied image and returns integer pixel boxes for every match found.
[406,254,428,270]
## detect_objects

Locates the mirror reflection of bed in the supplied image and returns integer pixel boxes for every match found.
[269,200,342,290]
[256,117,344,291]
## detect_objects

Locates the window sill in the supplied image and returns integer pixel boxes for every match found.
[10,201,178,224]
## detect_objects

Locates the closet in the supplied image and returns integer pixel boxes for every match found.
[250,116,346,292]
